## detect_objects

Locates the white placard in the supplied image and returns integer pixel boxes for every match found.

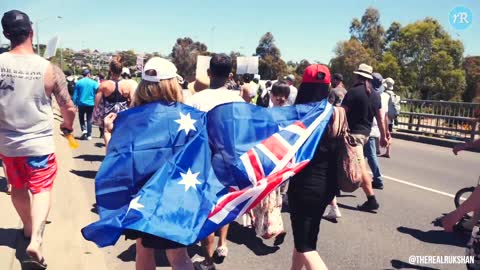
[196,55,211,78]
[43,36,60,59]
[236,56,259,75]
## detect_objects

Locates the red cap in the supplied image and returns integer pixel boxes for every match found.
[302,64,331,84]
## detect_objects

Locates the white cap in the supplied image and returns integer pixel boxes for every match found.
[121,67,130,75]
[384,77,395,90]
[254,74,261,80]
[142,57,180,82]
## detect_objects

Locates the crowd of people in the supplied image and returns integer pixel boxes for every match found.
[1,9,479,270]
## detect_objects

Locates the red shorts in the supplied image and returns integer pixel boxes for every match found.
[0,154,57,194]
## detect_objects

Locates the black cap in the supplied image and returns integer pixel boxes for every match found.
[332,73,343,81]
[2,10,32,36]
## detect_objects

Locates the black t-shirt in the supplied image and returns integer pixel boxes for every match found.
[342,83,381,136]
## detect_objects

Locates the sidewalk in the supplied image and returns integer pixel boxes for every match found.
[0,109,109,270]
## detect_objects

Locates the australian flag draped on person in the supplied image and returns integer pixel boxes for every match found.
[81,99,333,247]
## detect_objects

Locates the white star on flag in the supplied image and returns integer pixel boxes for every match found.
[278,125,286,131]
[178,169,202,191]
[127,196,144,212]
[174,112,197,135]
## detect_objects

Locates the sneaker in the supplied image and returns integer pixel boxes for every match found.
[214,246,228,264]
[324,205,342,219]
[357,200,379,211]
[82,130,87,135]
[194,261,216,270]
[87,136,92,141]
[372,182,384,190]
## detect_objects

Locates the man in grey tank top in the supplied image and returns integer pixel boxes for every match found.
[0,10,76,268]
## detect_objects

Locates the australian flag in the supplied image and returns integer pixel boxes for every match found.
[82,99,333,247]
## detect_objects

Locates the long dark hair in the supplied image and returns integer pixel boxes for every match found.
[294,83,330,105]
[355,75,373,96]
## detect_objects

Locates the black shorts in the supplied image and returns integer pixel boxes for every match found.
[288,197,331,252]
[124,229,187,250]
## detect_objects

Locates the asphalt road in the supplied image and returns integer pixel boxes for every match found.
[65,132,479,270]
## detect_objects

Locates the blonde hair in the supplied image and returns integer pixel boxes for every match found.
[133,78,183,107]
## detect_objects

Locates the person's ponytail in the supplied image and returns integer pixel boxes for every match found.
[109,55,123,75]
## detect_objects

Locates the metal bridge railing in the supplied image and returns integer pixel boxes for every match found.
[396,99,480,141]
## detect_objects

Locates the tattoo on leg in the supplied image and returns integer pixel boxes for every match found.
[35,221,46,243]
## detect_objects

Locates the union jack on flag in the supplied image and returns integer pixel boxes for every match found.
[82,99,333,247]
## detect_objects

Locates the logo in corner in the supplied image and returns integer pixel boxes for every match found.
[449,6,473,30]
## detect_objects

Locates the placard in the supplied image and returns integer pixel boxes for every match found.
[43,36,60,59]
[196,55,211,78]
[236,56,259,75]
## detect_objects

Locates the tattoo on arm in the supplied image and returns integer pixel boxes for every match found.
[52,65,72,107]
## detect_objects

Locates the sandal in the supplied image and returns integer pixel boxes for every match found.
[23,256,47,270]
[273,231,287,246]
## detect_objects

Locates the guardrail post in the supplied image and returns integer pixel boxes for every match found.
[472,121,479,141]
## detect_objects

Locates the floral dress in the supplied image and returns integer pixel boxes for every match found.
[251,187,284,239]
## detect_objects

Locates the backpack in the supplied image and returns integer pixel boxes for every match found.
[386,91,401,120]
[67,79,75,97]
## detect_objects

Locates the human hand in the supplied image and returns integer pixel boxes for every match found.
[60,122,73,133]
[104,113,117,133]
[380,136,389,148]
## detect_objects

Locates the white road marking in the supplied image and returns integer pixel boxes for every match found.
[382,174,456,198]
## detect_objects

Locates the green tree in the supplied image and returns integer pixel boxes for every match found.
[255,32,281,59]
[463,56,480,102]
[255,32,287,80]
[258,55,288,80]
[385,22,401,46]
[295,59,310,76]
[119,50,137,67]
[349,7,385,59]
[389,18,465,100]
[170,37,208,80]
[329,39,375,87]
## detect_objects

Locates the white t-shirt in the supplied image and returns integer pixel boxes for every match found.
[381,92,391,124]
[186,88,245,112]
[287,85,298,105]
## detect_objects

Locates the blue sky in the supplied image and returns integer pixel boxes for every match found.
[1,0,479,63]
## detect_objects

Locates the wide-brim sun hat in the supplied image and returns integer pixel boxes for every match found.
[353,63,373,80]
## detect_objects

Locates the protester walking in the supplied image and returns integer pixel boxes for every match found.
[285,74,298,105]
[93,56,135,143]
[186,53,245,270]
[289,64,338,270]
[323,73,346,220]
[0,10,76,269]
[381,77,399,158]
[103,57,194,270]
[329,73,347,105]
[341,64,389,211]
[363,73,389,190]
[250,80,290,244]
[73,69,99,140]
